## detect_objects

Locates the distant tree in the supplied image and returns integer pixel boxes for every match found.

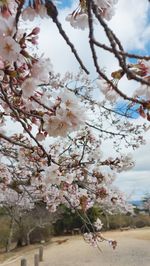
[143,194,150,216]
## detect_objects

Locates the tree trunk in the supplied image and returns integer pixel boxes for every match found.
[6,217,14,252]
[26,227,36,246]
[26,232,30,246]
[105,213,110,230]
[17,231,25,247]
[17,238,24,247]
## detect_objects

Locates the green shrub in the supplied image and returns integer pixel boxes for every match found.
[0,216,11,249]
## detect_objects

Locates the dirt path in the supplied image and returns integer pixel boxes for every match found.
[1,228,150,266]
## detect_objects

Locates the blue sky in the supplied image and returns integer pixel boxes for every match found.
[57,0,73,8]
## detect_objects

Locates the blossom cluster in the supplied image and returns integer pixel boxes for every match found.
[0,0,149,251]
[9,128,133,215]
[66,0,118,30]
[98,61,150,120]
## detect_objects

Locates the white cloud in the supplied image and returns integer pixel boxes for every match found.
[133,140,150,171]
[109,0,150,50]
[114,128,150,200]
[115,170,150,200]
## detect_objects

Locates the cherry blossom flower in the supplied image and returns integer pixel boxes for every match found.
[31,58,53,84]
[97,78,119,103]
[21,77,37,98]
[94,218,103,231]
[66,13,89,30]
[140,60,150,75]
[0,163,11,186]
[36,132,46,142]
[43,115,69,137]
[22,5,48,21]
[109,239,117,249]
[43,89,86,137]
[84,233,98,247]
[58,89,87,128]
[0,36,21,63]
[66,0,118,29]
[58,88,81,109]
[62,173,74,184]
[0,16,15,37]
[42,164,62,185]
[22,7,37,21]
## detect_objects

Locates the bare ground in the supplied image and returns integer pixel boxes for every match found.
[0,227,150,266]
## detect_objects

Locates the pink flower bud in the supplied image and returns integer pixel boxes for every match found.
[31,27,40,35]
[31,36,38,45]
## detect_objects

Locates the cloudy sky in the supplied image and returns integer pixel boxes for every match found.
[37,0,150,200]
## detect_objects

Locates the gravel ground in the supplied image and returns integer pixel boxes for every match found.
[1,228,150,266]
